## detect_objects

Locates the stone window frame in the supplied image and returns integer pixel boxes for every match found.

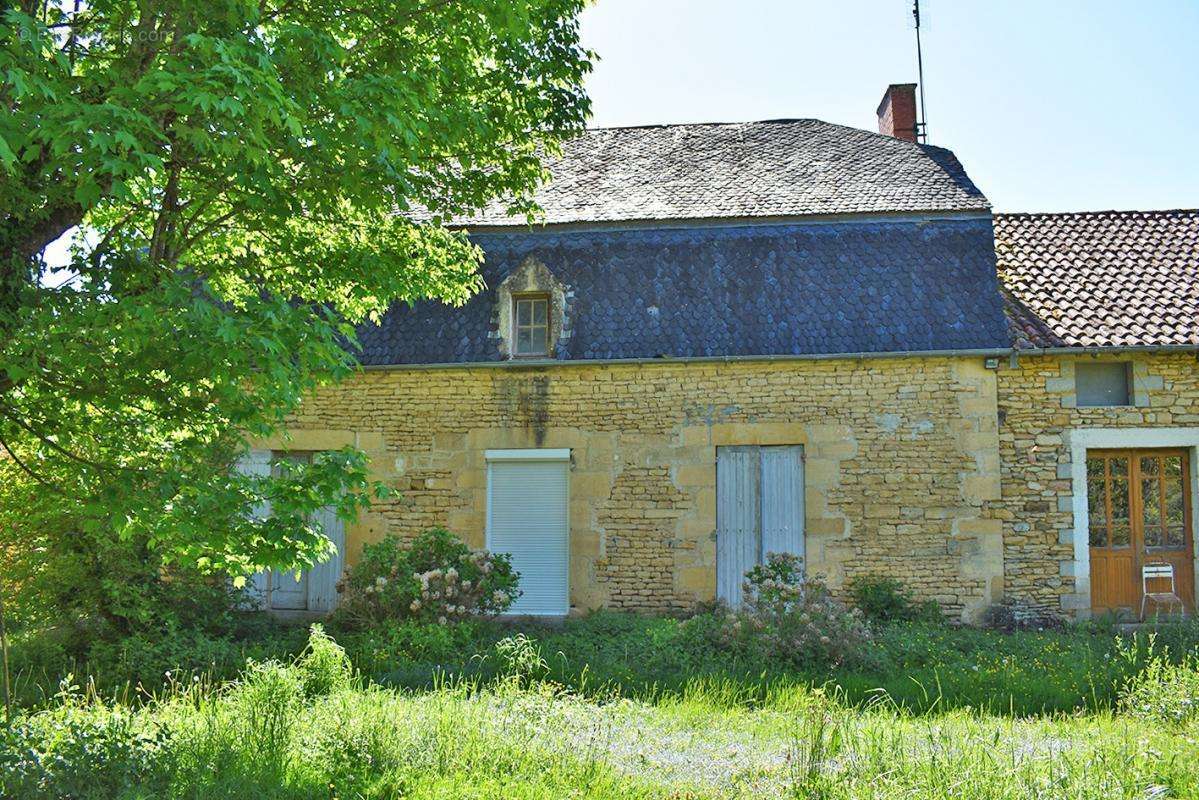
[1065,427,1199,616]
[1047,358,1156,409]
[492,256,572,360]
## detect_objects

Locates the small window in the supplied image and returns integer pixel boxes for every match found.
[1076,362,1131,407]
[513,295,549,357]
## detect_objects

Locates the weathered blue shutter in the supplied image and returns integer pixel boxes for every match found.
[235,449,272,609]
[760,446,805,564]
[717,446,759,607]
[268,456,308,610]
[717,445,805,607]
[307,505,345,613]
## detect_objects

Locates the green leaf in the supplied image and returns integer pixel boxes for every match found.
[73,177,101,208]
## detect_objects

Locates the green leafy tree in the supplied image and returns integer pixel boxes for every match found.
[0,0,591,623]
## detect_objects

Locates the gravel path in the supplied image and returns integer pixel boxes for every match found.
[484,693,799,796]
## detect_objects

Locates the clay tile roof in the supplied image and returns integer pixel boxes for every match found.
[451,119,989,227]
[995,210,1199,348]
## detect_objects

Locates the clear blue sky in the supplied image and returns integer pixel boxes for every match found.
[579,0,1199,213]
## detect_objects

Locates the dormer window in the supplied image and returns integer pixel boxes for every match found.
[494,257,569,360]
[513,295,549,357]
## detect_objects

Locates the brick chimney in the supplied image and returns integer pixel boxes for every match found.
[877,83,918,142]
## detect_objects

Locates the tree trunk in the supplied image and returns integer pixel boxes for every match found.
[0,572,11,725]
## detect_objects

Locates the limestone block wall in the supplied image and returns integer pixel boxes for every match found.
[996,353,1199,614]
[267,356,1005,620]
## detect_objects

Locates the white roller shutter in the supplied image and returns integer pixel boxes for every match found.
[486,449,570,616]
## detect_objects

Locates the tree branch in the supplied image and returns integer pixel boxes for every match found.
[0,428,68,496]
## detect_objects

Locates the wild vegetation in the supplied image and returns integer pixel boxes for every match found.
[4,540,1199,797]
[4,620,1199,799]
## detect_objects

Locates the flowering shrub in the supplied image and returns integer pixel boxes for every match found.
[333,528,519,628]
[707,553,875,669]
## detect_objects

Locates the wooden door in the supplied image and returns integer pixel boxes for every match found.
[1088,449,1193,614]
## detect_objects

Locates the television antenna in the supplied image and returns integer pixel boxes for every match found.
[913,0,928,143]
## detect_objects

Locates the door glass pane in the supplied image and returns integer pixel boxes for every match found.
[1086,457,1108,546]
[1087,465,1106,517]
[1167,527,1186,548]
[1143,475,1161,528]
[1111,471,1130,528]
[1165,457,1185,524]
[1111,523,1131,547]
[1164,456,1182,480]
[1142,456,1163,547]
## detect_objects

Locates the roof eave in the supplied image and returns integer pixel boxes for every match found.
[450,208,994,234]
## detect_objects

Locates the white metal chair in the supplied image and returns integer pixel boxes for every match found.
[1141,562,1186,621]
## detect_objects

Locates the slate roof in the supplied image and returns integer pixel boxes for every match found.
[447,120,990,227]
[995,210,1199,348]
[357,218,1012,365]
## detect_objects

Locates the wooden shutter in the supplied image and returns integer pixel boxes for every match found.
[717,446,760,607]
[717,445,805,607]
[307,505,345,613]
[235,449,272,608]
[268,454,309,610]
[236,450,345,614]
[486,451,570,616]
[761,445,805,562]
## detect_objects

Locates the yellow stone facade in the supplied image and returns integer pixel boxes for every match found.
[263,355,1009,621]
[996,353,1199,614]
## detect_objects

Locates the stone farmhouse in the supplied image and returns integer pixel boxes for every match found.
[245,84,1198,622]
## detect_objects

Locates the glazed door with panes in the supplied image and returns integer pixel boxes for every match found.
[1088,450,1193,614]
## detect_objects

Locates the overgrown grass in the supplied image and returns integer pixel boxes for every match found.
[4,627,1198,799]
[8,611,1197,715]
[355,613,1176,715]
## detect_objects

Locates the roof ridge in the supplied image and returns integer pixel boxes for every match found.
[580,117,953,153]
[582,118,824,131]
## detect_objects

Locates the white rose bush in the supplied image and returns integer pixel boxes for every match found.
[333,528,519,628]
